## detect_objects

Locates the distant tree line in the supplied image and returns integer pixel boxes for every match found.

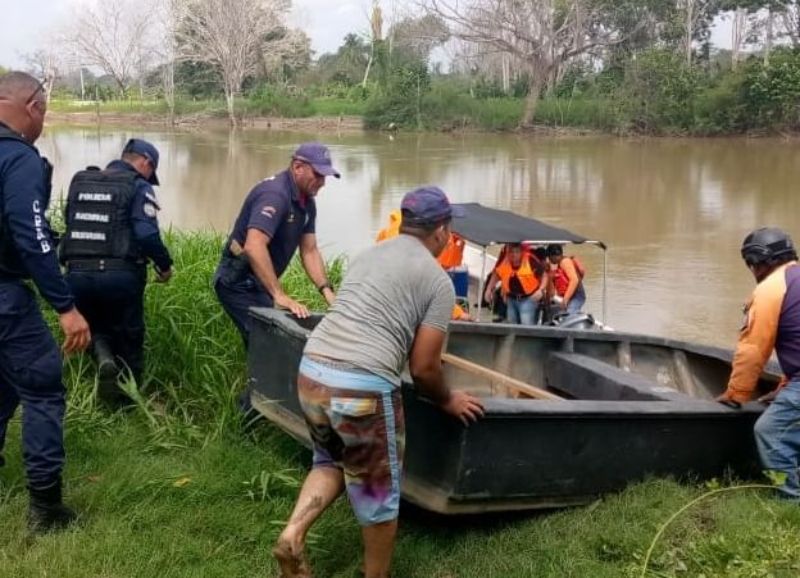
[6,0,800,133]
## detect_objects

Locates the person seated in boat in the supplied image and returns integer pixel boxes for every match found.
[717,227,799,501]
[547,244,587,315]
[377,209,466,270]
[378,209,468,320]
[483,243,548,325]
[375,209,401,243]
[273,186,483,578]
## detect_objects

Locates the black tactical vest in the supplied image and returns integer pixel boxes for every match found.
[0,124,53,278]
[60,167,140,263]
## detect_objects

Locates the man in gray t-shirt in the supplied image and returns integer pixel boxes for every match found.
[273,187,484,578]
[305,233,454,386]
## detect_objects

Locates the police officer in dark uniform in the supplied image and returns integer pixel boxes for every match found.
[0,71,91,533]
[214,142,339,344]
[62,139,173,406]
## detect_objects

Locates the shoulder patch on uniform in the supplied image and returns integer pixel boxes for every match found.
[145,191,161,209]
[143,202,159,218]
[261,205,277,219]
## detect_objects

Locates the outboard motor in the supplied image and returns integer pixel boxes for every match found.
[550,311,599,330]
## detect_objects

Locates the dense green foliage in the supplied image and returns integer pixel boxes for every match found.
[1,232,799,576]
[46,46,800,135]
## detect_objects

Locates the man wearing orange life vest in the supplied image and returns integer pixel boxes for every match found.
[377,210,469,320]
[483,243,548,325]
[716,228,800,500]
[377,210,465,270]
[547,244,586,315]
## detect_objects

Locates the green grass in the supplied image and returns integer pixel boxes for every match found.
[2,231,800,577]
[49,97,367,120]
[311,97,368,117]
[49,99,226,117]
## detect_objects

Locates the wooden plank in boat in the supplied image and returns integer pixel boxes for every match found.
[441,353,562,401]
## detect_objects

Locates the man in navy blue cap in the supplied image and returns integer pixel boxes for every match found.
[214,141,339,345]
[274,185,482,578]
[0,71,91,533]
[62,137,173,406]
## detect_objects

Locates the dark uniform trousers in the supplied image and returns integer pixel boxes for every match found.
[66,268,147,383]
[0,281,65,488]
[213,276,274,346]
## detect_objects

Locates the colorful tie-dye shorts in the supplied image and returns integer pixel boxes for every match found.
[297,356,405,526]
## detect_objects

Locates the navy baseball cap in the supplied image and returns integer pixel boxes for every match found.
[292,142,340,179]
[123,138,160,185]
[401,186,465,225]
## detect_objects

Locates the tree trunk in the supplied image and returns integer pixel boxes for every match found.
[520,73,544,128]
[685,0,694,67]
[362,41,375,88]
[732,8,746,70]
[163,60,176,126]
[764,8,774,66]
[225,89,237,128]
[502,54,510,94]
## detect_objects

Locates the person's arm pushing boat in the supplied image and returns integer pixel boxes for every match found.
[409,325,484,426]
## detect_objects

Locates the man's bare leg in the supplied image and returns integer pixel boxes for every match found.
[273,467,344,577]
[361,519,398,578]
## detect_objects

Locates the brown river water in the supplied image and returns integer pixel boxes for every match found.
[39,125,800,348]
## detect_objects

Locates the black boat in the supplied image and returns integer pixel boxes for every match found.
[248,308,775,515]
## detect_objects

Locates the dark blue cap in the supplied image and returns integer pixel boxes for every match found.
[292,142,340,179]
[401,186,465,225]
[123,138,160,185]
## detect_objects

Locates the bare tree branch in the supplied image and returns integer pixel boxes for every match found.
[174,0,293,126]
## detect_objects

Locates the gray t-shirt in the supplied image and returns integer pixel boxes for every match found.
[305,234,455,387]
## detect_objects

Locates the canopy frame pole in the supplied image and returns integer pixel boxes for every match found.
[602,246,608,324]
[476,246,489,322]
[581,240,608,325]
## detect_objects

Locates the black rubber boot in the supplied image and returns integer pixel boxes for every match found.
[28,480,77,534]
[94,338,120,407]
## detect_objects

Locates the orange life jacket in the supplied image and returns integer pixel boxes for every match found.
[438,233,465,269]
[553,256,585,296]
[495,256,540,297]
[452,303,468,320]
[376,210,402,243]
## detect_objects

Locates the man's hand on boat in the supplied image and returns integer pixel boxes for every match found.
[441,391,485,426]
[714,391,742,409]
[274,292,310,318]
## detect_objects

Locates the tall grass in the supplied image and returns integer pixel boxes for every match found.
[55,231,343,445]
[3,232,800,576]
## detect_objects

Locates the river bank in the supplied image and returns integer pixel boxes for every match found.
[1,231,798,577]
[46,108,797,139]
[46,110,366,133]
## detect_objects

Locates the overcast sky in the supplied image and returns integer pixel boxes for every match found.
[0,0,732,71]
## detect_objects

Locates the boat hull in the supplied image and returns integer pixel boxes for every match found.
[248,308,768,514]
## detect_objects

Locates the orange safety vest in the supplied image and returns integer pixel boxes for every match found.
[495,256,540,297]
[438,233,465,269]
[553,256,585,296]
[376,210,402,243]
[452,303,468,320]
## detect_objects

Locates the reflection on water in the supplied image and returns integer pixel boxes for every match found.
[39,125,800,348]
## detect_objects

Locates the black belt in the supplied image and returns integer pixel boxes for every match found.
[66,259,144,273]
[509,293,535,300]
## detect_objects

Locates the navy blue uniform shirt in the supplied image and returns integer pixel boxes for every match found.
[0,124,74,313]
[221,170,316,286]
[106,160,173,272]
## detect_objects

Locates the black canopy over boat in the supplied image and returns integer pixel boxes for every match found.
[248,308,774,515]
[449,203,608,324]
